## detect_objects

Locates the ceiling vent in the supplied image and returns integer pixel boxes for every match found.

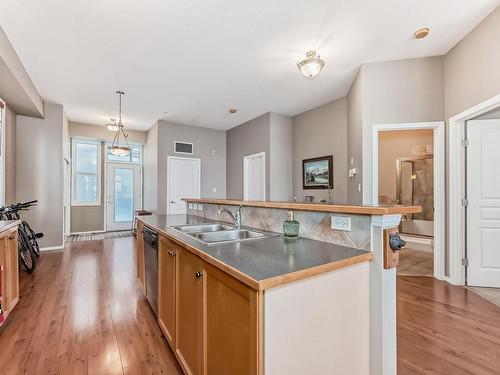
[174,141,194,155]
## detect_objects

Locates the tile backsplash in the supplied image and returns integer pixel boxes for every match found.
[187,203,371,250]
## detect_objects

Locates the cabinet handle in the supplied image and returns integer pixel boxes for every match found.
[168,250,177,256]
[195,271,203,278]
[8,234,15,240]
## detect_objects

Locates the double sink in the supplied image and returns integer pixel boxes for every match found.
[172,222,278,246]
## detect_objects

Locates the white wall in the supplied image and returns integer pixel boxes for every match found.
[16,102,64,248]
[347,70,364,204]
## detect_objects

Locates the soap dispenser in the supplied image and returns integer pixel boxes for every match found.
[283,211,300,238]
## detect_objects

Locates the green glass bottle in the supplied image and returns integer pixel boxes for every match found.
[283,211,300,238]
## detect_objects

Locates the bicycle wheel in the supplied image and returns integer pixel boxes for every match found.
[18,226,36,272]
[22,221,40,257]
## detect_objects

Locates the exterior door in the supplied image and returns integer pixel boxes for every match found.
[106,163,142,231]
[467,119,500,287]
[167,156,201,214]
[243,152,265,201]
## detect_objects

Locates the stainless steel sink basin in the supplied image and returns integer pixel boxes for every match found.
[194,229,267,243]
[173,223,234,234]
[171,222,278,245]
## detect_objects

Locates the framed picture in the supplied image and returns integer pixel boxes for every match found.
[302,155,333,189]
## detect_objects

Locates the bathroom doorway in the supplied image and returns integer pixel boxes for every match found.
[372,122,445,280]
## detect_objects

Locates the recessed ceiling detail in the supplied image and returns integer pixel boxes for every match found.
[0,0,498,130]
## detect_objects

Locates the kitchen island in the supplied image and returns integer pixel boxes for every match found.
[136,200,420,375]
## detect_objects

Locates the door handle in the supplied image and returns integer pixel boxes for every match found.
[170,201,176,204]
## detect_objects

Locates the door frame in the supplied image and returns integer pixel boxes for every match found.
[104,161,143,231]
[243,152,266,201]
[371,121,446,280]
[448,93,500,285]
[167,155,201,214]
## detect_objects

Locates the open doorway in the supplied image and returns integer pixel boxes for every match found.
[372,121,445,280]
[379,129,434,276]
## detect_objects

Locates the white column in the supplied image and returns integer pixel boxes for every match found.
[369,214,401,375]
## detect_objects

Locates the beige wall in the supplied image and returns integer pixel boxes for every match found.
[226,113,271,199]
[292,97,348,203]
[16,102,64,248]
[347,71,364,204]
[69,121,147,144]
[155,120,226,214]
[378,129,433,203]
[0,27,43,117]
[444,5,500,119]
[68,121,148,232]
[143,123,158,211]
[269,113,293,201]
[4,104,16,203]
[360,56,444,204]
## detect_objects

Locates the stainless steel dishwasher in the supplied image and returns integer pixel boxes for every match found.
[143,226,158,316]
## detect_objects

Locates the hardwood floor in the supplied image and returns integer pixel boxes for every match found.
[0,238,182,375]
[1,238,500,374]
[398,276,500,374]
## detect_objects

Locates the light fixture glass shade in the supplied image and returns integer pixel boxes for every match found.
[297,50,325,78]
[107,122,119,131]
[109,145,130,156]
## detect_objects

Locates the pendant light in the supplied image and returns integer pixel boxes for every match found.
[297,50,325,78]
[108,91,130,156]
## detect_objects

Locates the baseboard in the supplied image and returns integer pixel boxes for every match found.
[40,245,64,251]
[401,235,433,253]
[69,230,106,235]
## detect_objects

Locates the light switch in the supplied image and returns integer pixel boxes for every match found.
[331,216,352,231]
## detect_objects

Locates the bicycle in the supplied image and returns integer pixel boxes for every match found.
[0,200,44,272]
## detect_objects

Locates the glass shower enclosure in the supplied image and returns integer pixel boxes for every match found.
[396,154,434,237]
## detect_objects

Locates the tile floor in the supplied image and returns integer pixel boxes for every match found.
[397,248,433,277]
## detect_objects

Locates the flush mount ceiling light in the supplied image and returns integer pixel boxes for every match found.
[108,91,130,156]
[228,107,237,114]
[414,27,430,40]
[297,50,325,78]
[106,118,119,131]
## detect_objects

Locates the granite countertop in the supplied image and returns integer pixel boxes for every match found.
[0,220,21,233]
[138,214,372,290]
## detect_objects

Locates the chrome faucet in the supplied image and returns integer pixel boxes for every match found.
[217,205,242,229]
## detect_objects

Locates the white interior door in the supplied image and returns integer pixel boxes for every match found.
[244,152,265,201]
[106,163,142,231]
[467,119,500,287]
[168,156,201,214]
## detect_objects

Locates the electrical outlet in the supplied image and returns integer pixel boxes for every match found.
[197,204,203,211]
[212,187,217,193]
[331,216,351,231]
[188,203,193,209]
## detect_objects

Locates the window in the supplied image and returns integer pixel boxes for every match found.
[72,139,101,206]
[106,144,141,163]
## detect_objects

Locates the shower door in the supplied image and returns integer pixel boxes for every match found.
[397,154,434,237]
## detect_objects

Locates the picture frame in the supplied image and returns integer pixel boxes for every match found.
[302,155,333,190]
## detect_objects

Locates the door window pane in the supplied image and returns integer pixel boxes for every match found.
[114,168,134,222]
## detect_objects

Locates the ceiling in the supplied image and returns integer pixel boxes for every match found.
[0,0,499,131]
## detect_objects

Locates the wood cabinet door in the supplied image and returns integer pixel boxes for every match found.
[158,236,176,347]
[175,247,204,375]
[204,262,260,375]
[136,221,145,291]
[5,229,19,311]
